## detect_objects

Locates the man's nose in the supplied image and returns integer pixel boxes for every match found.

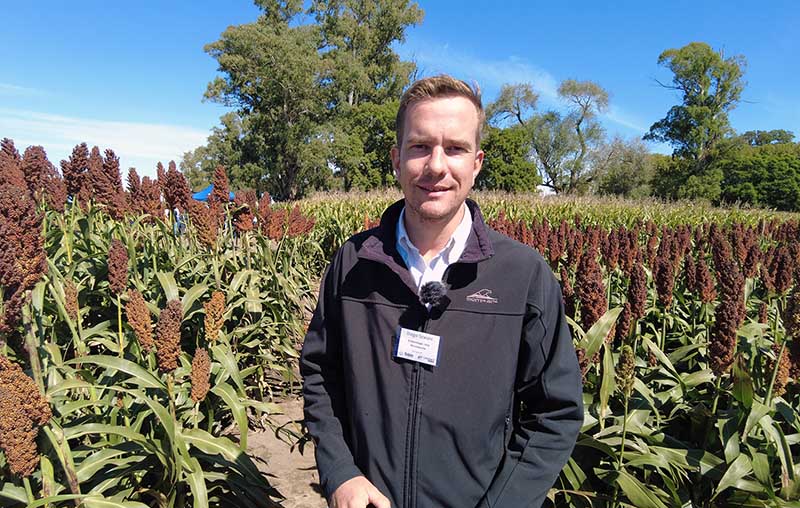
[426,146,446,176]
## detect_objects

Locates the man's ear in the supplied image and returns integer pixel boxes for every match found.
[473,149,485,180]
[390,146,400,177]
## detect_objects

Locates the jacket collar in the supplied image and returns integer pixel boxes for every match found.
[357,198,494,283]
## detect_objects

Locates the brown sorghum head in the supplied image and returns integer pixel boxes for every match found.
[21,146,50,204]
[232,190,256,233]
[696,256,717,303]
[684,254,697,293]
[204,291,225,343]
[616,344,636,398]
[708,239,744,376]
[654,254,675,309]
[560,265,576,319]
[60,142,89,201]
[163,161,191,212]
[139,176,163,221]
[156,299,183,372]
[758,302,768,325]
[126,289,154,353]
[784,289,800,339]
[615,302,632,344]
[265,208,287,240]
[575,249,607,330]
[64,280,79,323]
[107,239,129,296]
[209,166,230,208]
[43,162,67,212]
[0,355,51,477]
[286,205,315,238]
[190,348,211,403]
[628,255,648,320]
[189,200,218,249]
[771,246,794,295]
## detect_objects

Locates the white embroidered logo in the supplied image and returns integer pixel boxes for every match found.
[466,289,498,304]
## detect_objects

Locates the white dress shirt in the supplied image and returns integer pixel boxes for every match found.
[396,204,473,292]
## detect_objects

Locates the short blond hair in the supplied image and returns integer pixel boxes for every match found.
[395,75,485,147]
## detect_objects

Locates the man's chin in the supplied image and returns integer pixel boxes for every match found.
[409,202,457,223]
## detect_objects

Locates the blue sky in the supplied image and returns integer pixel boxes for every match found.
[2,1,798,179]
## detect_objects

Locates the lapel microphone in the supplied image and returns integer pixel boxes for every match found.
[420,281,447,308]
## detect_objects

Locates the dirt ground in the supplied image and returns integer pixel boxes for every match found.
[247,396,327,508]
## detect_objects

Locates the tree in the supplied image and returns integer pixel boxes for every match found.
[486,84,539,127]
[309,0,423,110]
[737,129,795,146]
[475,125,540,192]
[528,111,582,193]
[644,42,746,165]
[556,79,609,193]
[202,0,422,200]
[485,80,610,194]
[595,138,655,198]
[326,100,398,190]
[204,7,327,200]
[718,142,800,211]
[181,112,246,190]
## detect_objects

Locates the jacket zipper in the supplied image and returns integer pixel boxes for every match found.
[404,307,430,508]
[406,265,456,508]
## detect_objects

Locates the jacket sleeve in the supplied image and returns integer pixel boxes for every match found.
[300,251,363,499]
[481,268,584,508]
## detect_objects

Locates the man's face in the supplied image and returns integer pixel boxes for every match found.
[391,96,484,224]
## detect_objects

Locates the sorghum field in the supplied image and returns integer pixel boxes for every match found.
[2,138,800,508]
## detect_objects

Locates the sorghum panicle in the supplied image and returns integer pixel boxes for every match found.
[189,200,218,249]
[126,289,154,352]
[64,280,79,323]
[0,355,51,477]
[190,348,211,403]
[204,290,226,343]
[684,254,697,293]
[758,302,768,325]
[615,302,632,344]
[163,161,191,212]
[286,205,315,238]
[232,190,256,233]
[60,142,89,201]
[43,162,67,212]
[616,344,636,398]
[156,299,183,372]
[21,146,50,204]
[771,246,794,295]
[107,239,129,296]
[575,249,607,330]
[209,165,230,209]
[628,255,648,320]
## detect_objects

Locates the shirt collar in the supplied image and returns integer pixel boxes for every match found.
[396,203,473,265]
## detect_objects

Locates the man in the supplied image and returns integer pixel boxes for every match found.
[301,75,583,508]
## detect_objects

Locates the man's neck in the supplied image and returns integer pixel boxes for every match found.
[403,204,466,262]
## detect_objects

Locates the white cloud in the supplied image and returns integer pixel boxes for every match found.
[0,108,209,178]
[0,83,47,96]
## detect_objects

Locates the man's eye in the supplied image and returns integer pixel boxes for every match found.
[447,146,467,153]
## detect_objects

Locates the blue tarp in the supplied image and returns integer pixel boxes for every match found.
[192,184,235,202]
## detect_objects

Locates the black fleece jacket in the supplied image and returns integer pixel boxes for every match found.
[301,199,583,508]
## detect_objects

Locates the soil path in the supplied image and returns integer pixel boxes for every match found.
[247,397,327,508]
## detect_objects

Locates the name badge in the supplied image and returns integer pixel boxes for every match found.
[395,327,441,367]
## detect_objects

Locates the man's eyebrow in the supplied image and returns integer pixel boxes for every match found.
[404,135,475,147]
